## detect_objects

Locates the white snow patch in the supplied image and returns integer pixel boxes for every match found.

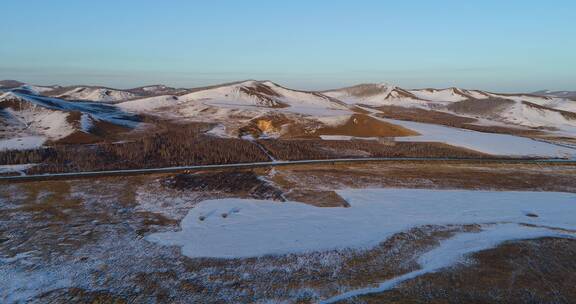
[141,85,167,92]
[146,189,576,259]
[315,115,352,127]
[79,114,94,132]
[380,118,576,158]
[205,123,229,138]
[118,95,180,112]
[0,164,35,175]
[0,136,46,151]
[408,88,469,103]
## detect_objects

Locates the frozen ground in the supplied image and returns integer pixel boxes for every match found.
[2,169,576,303]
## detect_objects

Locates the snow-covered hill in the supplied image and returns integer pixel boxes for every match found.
[437,94,576,133]
[1,97,74,149]
[324,83,430,108]
[119,80,350,116]
[2,79,575,148]
[115,81,355,139]
[0,92,140,150]
[408,88,491,102]
[105,80,576,137]
[46,86,139,103]
[324,83,576,133]
[180,80,349,113]
[118,95,181,112]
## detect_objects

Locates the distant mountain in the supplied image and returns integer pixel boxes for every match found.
[533,90,576,99]
[0,80,62,95]
[408,87,492,102]
[0,80,25,89]
[323,84,491,107]
[324,83,429,107]
[127,85,187,97]
[325,83,576,132]
[44,86,139,103]
[1,82,182,103]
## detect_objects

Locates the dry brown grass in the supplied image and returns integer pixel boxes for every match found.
[351,237,576,304]
[446,98,514,116]
[258,139,490,161]
[284,190,349,207]
[239,112,418,139]
[269,162,576,194]
[162,171,285,201]
[315,114,418,137]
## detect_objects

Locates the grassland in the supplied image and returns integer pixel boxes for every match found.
[2,162,576,303]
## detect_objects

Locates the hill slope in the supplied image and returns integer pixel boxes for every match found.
[179,80,350,113]
[0,92,140,149]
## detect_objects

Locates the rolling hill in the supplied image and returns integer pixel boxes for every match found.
[1,79,575,151]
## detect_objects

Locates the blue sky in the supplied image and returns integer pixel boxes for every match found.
[1,0,575,91]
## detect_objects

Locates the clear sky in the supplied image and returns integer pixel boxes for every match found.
[1,0,575,92]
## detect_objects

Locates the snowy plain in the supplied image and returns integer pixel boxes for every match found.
[147,188,576,259]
